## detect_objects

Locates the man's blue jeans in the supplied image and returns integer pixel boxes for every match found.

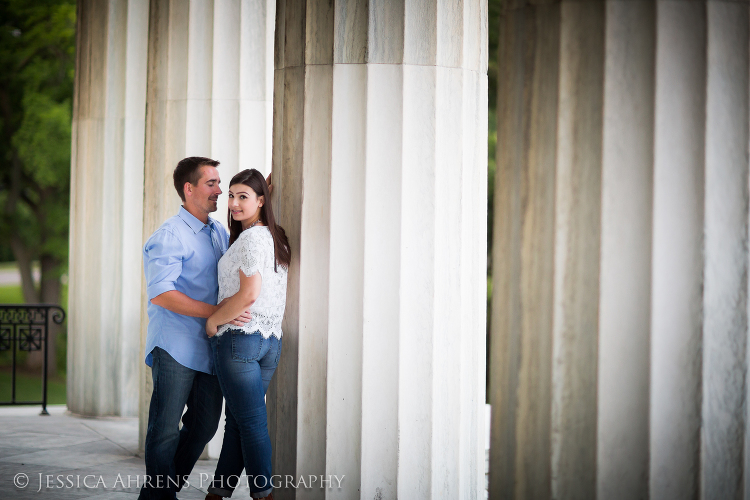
[138,347,223,500]
[208,331,282,499]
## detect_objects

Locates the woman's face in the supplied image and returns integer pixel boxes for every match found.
[228,183,263,223]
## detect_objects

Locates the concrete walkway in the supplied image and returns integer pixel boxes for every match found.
[1,405,491,499]
[0,406,246,500]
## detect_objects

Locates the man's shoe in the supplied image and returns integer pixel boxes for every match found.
[205,493,223,500]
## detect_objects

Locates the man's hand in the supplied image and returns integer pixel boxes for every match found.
[206,317,218,338]
[266,172,273,195]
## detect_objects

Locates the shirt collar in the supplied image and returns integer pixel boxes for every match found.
[178,206,213,234]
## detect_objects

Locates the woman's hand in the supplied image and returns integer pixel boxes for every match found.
[206,317,219,337]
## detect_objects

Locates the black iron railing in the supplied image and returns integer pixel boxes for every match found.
[0,304,65,415]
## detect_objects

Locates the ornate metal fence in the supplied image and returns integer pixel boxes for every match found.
[0,305,65,415]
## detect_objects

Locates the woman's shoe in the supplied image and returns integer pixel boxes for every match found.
[205,493,223,500]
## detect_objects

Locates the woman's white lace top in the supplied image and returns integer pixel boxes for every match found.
[216,226,288,338]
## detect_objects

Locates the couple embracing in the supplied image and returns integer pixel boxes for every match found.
[139,157,290,500]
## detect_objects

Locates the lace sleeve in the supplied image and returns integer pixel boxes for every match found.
[238,232,262,278]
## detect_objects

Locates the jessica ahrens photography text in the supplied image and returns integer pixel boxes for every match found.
[13,472,345,492]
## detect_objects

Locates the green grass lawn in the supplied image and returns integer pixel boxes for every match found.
[0,284,24,304]
[0,283,68,306]
[0,368,66,405]
[0,279,68,405]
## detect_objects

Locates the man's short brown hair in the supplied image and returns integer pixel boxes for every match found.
[173,157,220,202]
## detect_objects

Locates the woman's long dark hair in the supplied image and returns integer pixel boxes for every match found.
[227,169,291,271]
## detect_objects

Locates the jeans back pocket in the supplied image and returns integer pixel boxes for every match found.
[231,332,264,362]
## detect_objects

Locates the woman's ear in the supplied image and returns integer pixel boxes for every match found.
[258,195,264,208]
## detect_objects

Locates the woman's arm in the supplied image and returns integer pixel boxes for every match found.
[206,270,262,336]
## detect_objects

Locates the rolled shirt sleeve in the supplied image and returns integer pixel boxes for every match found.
[142,208,227,374]
[144,229,184,301]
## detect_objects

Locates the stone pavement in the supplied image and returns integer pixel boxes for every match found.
[0,405,491,499]
[0,405,248,500]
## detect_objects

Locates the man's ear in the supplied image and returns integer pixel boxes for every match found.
[184,181,193,198]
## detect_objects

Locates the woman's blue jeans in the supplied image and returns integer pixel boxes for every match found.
[208,330,282,499]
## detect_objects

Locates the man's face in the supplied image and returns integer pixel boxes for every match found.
[185,166,222,214]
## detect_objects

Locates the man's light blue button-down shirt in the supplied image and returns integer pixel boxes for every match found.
[143,206,229,374]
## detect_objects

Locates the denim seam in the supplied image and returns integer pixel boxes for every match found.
[175,377,199,491]
[274,337,282,366]
[151,350,159,441]
[212,355,243,495]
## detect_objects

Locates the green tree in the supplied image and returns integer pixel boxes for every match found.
[0,0,76,374]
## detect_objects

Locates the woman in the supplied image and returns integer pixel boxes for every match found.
[204,169,290,500]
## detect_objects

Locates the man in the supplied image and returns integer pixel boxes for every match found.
[139,157,249,500]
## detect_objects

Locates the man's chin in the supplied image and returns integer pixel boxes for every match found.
[207,202,218,213]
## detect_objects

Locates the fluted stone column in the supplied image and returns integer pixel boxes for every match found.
[701,3,748,498]
[139,0,276,455]
[69,0,275,446]
[268,0,488,498]
[598,2,654,498]
[68,0,149,417]
[490,1,750,499]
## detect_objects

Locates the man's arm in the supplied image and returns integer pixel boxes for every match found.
[151,291,252,325]
[144,229,250,325]
[151,290,217,318]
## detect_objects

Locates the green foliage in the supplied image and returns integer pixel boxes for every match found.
[488,0,501,112]
[14,93,72,186]
[0,0,76,285]
[487,0,500,263]
[0,246,14,262]
[488,108,497,259]
[486,0,500,403]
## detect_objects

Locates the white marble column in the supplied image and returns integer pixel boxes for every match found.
[650,3,706,498]
[598,2,655,498]
[139,0,276,454]
[699,3,747,499]
[68,0,149,417]
[69,0,274,448]
[490,1,750,499]
[140,0,275,238]
[268,0,488,498]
